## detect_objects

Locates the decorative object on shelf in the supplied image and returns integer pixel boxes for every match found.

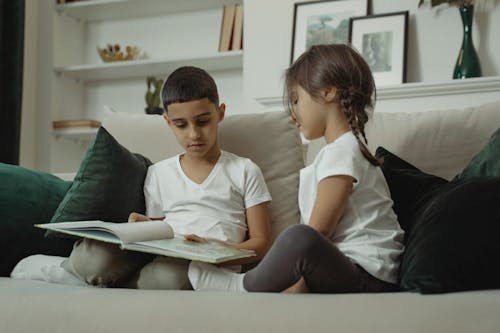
[97,44,140,62]
[290,0,368,64]
[418,0,499,79]
[145,76,164,115]
[349,11,409,87]
[453,4,481,78]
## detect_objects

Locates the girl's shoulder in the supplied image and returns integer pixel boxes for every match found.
[317,132,360,161]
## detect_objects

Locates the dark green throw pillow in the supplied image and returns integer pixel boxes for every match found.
[376,147,500,293]
[0,163,74,276]
[400,177,500,293]
[375,147,448,234]
[47,127,152,237]
[456,127,500,179]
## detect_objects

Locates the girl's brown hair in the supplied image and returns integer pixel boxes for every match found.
[284,44,379,166]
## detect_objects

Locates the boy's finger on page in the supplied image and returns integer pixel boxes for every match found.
[184,234,207,243]
[128,214,138,222]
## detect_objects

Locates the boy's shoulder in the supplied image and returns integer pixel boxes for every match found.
[220,151,264,178]
[148,155,179,172]
[221,150,255,168]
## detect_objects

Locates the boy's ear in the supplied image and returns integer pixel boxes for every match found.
[323,87,338,103]
[163,112,172,126]
[217,103,226,122]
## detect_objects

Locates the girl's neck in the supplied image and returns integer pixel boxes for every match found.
[324,104,351,144]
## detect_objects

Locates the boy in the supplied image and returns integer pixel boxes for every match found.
[62,66,272,289]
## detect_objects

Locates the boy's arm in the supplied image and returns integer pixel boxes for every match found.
[219,201,272,266]
[128,212,164,222]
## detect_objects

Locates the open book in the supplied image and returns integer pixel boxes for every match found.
[36,221,255,264]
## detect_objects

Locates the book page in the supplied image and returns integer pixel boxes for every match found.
[125,237,255,263]
[36,220,174,244]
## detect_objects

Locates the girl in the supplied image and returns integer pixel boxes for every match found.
[188,44,404,293]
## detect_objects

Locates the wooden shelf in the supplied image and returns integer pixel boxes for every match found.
[55,0,241,22]
[54,51,243,82]
[53,127,98,140]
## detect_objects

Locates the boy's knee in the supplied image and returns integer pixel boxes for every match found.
[62,238,151,287]
[134,256,190,290]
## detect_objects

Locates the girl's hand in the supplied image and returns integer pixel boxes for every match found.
[184,234,209,243]
[128,212,152,223]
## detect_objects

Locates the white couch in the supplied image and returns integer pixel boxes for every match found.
[2,100,500,333]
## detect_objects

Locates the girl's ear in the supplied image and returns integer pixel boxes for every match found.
[322,87,338,103]
[217,103,226,122]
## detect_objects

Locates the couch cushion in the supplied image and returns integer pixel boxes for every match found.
[0,163,74,276]
[365,99,500,180]
[2,277,500,333]
[456,127,500,179]
[48,127,152,236]
[102,111,304,239]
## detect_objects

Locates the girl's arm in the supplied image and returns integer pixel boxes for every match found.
[308,175,353,238]
[282,175,353,293]
[220,201,272,266]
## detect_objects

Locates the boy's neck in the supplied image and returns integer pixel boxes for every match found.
[182,146,222,165]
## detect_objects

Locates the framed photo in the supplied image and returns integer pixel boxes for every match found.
[349,11,409,86]
[291,0,368,63]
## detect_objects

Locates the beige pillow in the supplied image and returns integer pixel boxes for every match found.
[102,110,304,239]
[365,99,500,180]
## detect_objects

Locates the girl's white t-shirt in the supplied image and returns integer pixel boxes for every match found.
[144,150,271,245]
[299,131,404,283]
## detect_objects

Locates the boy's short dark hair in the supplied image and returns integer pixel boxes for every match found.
[161,66,219,112]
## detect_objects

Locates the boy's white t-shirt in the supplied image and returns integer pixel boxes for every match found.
[299,131,404,284]
[144,150,271,245]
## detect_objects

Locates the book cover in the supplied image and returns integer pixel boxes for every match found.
[231,4,243,51]
[36,221,255,264]
[218,4,237,52]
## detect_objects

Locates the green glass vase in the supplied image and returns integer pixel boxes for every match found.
[453,5,482,79]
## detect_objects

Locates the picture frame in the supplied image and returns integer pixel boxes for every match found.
[349,11,409,86]
[291,0,368,64]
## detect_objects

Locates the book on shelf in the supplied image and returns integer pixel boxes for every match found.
[52,119,101,130]
[231,4,243,51]
[36,220,256,264]
[218,4,237,52]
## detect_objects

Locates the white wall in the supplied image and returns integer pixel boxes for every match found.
[19,0,38,168]
[20,0,500,171]
[243,0,500,113]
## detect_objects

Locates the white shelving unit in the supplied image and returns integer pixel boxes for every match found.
[50,0,244,172]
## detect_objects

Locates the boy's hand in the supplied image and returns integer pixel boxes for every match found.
[184,234,209,243]
[128,212,152,223]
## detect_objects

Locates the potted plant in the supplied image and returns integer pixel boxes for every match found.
[145,76,164,115]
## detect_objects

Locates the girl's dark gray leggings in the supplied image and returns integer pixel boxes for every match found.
[243,224,397,293]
